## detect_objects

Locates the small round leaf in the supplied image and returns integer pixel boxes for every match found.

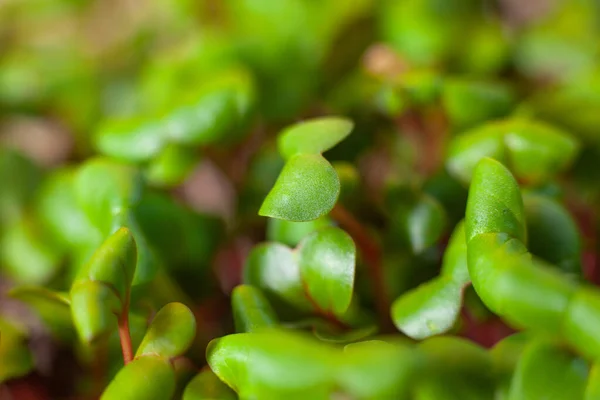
[277,117,353,160]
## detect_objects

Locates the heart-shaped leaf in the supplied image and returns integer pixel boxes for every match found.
[101,355,176,400]
[277,117,353,160]
[232,284,279,333]
[447,120,579,185]
[183,369,237,400]
[207,330,337,399]
[508,339,588,400]
[259,154,340,221]
[298,227,356,316]
[136,302,196,359]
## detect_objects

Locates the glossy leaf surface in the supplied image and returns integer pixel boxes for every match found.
[207,330,336,399]
[298,227,356,316]
[259,154,340,221]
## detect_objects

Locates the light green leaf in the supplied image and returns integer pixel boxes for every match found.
[232,285,278,333]
[101,355,176,400]
[136,302,196,359]
[298,227,356,316]
[259,154,340,221]
[183,369,237,400]
[266,216,332,247]
[277,117,353,160]
[508,339,588,400]
[207,330,337,399]
[243,242,311,311]
[95,117,165,162]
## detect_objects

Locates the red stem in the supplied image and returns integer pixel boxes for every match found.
[301,282,350,330]
[330,204,393,330]
[118,299,133,365]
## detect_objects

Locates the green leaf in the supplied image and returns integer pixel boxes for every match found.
[0,216,62,284]
[101,355,176,400]
[563,287,600,360]
[70,228,137,343]
[312,323,378,344]
[585,362,600,400]
[0,148,42,226]
[390,193,447,253]
[277,117,353,160]
[298,227,356,316]
[0,318,34,383]
[442,79,515,129]
[415,336,495,400]
[145,144,199,187]
[70,280,120,343]
[74,158,158,285]
[95,117,165,162]
[465,158,526,243]
[243,243,312,311]
[136,302,196,359]
[338,340,416,400]
[183,369,237,400]
[35,168,102,252]
[523,194,582,277]
[9,286,73,341]
[508,339,588,400]
[447,120,579,185]
[392,221,469,339]
[392,278,462,340]
[491,333,532,400]
[207,330,337,399]
[232,285,279,333]
[74,227,137,300]
[266,216,332,247]
[259,154,340,221]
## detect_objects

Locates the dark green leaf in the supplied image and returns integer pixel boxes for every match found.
[259,154,340,221]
